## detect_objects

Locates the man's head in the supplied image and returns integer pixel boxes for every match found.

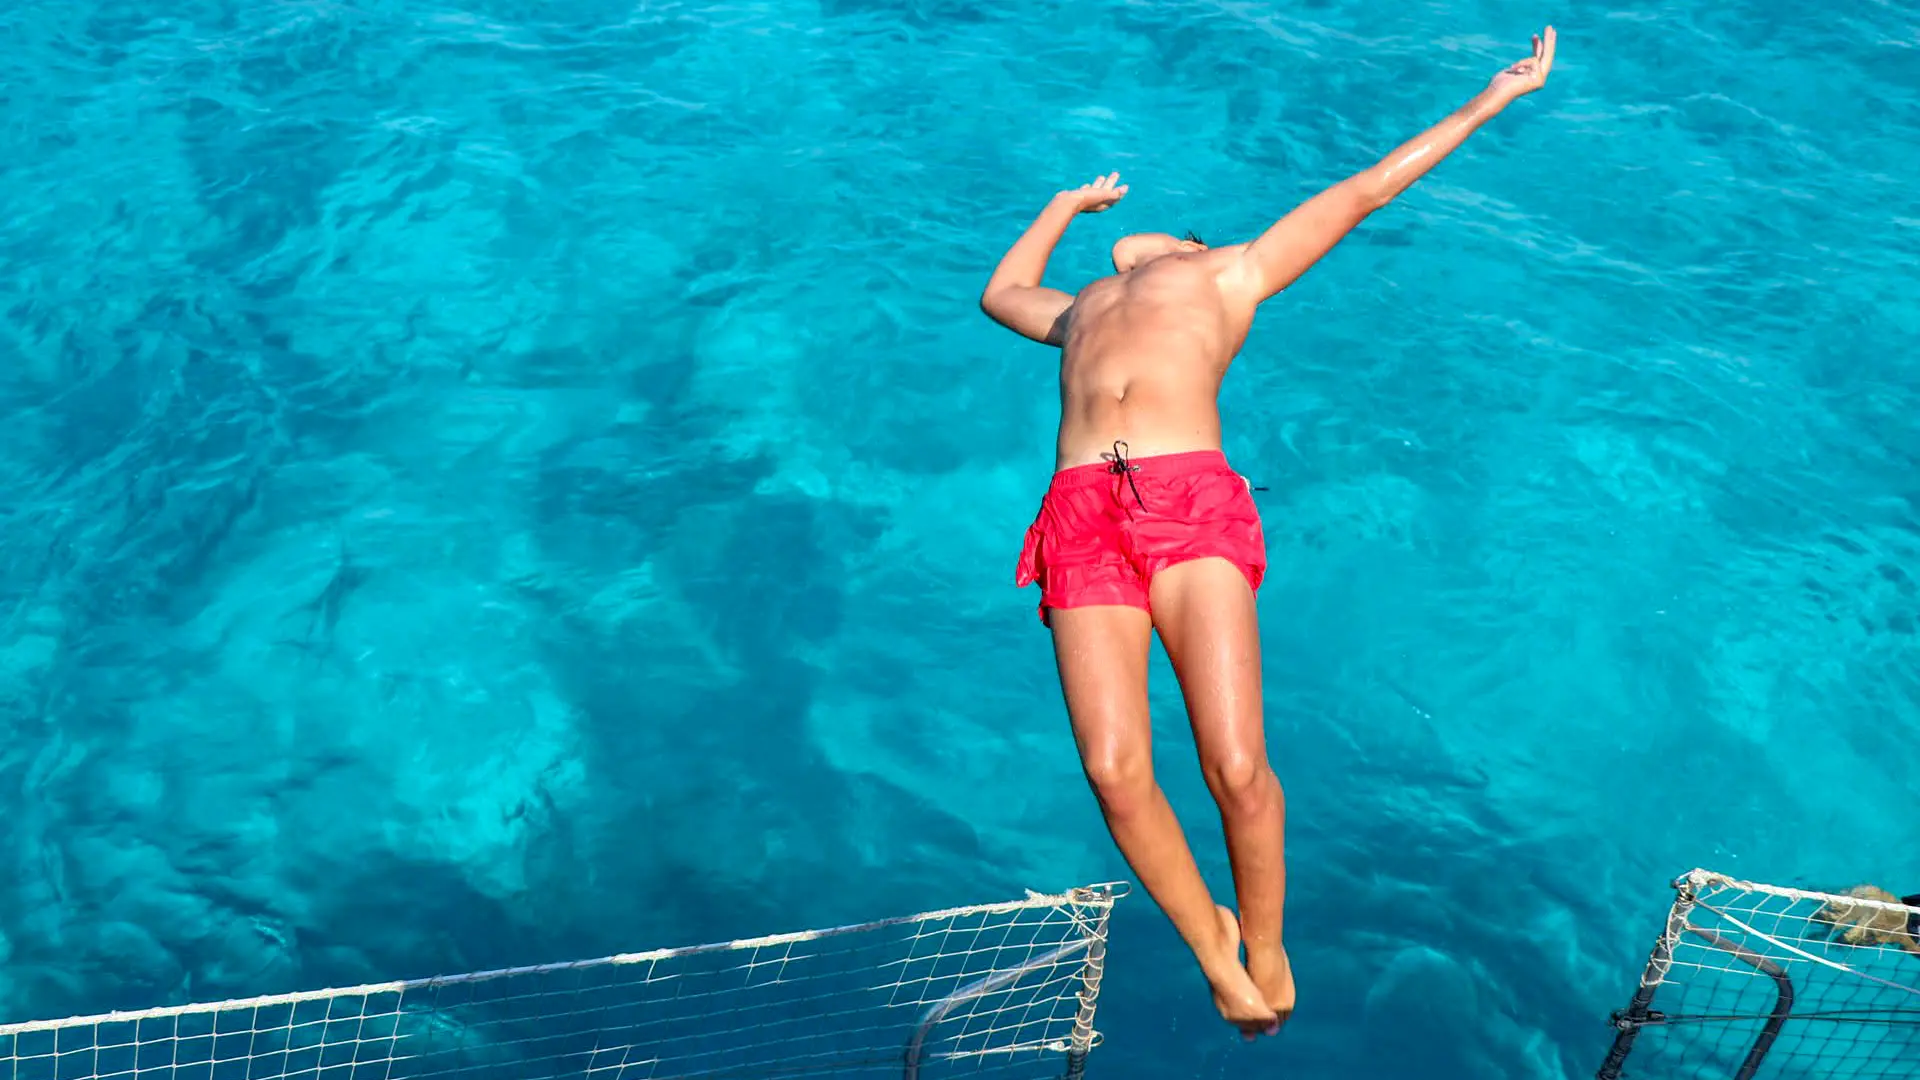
[1111,230,1208,272]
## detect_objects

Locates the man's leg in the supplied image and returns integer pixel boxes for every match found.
[1146,558,1294,1027]
[1049,604,1277,1037]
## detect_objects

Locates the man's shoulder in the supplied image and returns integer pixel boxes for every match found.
[1195,247,1266,312]
[1142,250,1261,312]
[1141,248,1251,287]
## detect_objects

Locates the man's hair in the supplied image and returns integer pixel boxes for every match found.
[1182,230,1206,246]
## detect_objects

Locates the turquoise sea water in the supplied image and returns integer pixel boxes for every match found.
[4,0,1919,1076]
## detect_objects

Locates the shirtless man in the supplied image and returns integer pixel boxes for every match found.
[980,29,1556,1037]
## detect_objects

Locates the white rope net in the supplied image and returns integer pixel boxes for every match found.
[0,884,1124,1080]
[1597,869,1920,1080]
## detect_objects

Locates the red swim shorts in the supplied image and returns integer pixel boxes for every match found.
[1014,447,1267,624]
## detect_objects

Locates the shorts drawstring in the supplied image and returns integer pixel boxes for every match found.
[1107,440,1147,510]
[1101,441,1266,505]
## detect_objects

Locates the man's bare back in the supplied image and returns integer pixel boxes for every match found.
[979,28,1557,1040]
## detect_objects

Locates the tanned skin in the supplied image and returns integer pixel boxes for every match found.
[980,29,1557,1038]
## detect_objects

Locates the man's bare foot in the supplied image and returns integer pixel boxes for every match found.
[1246,940,1296,1030]
[1199,905,1280,1040]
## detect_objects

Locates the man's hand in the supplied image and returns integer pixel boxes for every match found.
[1058,172,1128,214]
[1488,26,1556,101]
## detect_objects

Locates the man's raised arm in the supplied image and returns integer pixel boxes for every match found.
[980,174,1128,345]
[1227,27,1557,304]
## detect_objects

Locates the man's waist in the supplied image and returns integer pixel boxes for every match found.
[1055,419,1224,469]
[1048,445,1235,486]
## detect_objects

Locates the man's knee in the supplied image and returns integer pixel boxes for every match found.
[1203,752,1278,816]
[1081,746,1156,818]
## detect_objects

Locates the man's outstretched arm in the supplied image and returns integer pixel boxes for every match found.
[981,173,1127,345]
[1227,27,1557,304]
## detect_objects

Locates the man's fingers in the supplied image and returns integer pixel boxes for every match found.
[1541,26,1555,75]
[1075,172,1124,198]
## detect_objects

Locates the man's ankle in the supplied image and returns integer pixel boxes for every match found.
[1243,938,1286,966]
[1186,907,1237,964]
